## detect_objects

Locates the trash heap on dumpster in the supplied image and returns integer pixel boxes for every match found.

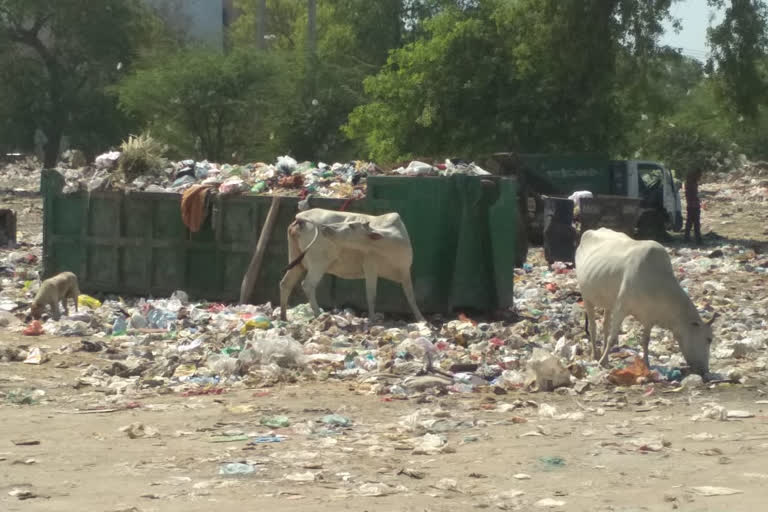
[2,152,492,199]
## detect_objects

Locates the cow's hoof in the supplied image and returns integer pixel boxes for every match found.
[368,313,385,324]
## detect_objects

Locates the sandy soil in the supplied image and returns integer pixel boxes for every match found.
[1,336,768,512]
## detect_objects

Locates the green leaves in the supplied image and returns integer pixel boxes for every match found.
[707,0,768,120]
[0,0,156,160]
[115,49,285,162]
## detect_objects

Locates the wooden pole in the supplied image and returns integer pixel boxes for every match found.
[257,0,267,50]
[239,195,281,304]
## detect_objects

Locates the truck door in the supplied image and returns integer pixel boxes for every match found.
[632,161,681,229]
[636,162,665,211]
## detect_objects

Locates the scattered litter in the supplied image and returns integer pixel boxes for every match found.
[8,488,37,500]
[692,404,728,421]
[120,423,159,439]
[535,498,567,508]
[688,486,743,497]
[219,463,258,476]
[680,374,704,389]
[398,468,425,479]
[251,434,286,444]
[538,456,566,470]
[260,415,291,428]
[726,410,754,419]
[412,433,449,455]
[608,357,650,386]
[322,414,352,427]
[357,482,406,497]
[284,471,318,482]
[527,348,572,391]
[209,434,249,443]
[11,439,40,446]
[23,347,47,365]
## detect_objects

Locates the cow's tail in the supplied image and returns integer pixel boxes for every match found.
[282,221,320,274]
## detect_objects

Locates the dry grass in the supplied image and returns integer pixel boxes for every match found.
[118,132,165,182]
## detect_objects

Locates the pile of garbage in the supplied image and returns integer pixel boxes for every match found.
[1,237,766,397]
[1,153,491,199]
[0,156,40,193]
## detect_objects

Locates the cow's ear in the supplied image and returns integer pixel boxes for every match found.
[368,233,383,240]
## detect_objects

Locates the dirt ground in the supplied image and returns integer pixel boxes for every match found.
[2,187,768,511]
[2,336,768,512]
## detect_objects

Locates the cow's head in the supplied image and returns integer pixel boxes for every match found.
[320,220,384,247]
[680,311,717,376]
[288,219,306,237]
[29,302,44,320]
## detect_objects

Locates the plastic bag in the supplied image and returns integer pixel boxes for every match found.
[23,321,44,336]
[147,309,177,330]
[250,335,305,368]
[240,315,271,334]
[206,353,239,377]
[527,348,571,391]
[608,357,650,386]
[219,177,246,195]
[276,155,298,174]
[78,294,102,310]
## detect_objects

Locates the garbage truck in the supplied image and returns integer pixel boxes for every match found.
[482,152,684,245]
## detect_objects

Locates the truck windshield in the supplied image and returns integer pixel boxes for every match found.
[638,164,664,207]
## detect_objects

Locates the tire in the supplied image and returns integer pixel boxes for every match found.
[636,209,669,242]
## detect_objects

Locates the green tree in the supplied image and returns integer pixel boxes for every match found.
[707,0,768,120]
[624,50,706,153]
[0,0,155,167]
[345,0,678,162]
[115,49,285,162]
[230,0,408,160]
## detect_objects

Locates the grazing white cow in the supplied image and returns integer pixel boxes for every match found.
[575,228,716,375]
[279,208,425,322]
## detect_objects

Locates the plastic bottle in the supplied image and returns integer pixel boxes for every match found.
[147,309,177,330]
[112,316,127,336]
[219,463,255,476]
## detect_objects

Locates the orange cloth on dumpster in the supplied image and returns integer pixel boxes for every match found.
[181,185,213,233]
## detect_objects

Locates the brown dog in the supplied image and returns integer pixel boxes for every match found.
[30,272,80,321]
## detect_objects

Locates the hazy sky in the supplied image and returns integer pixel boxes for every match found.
[662,0,724,61]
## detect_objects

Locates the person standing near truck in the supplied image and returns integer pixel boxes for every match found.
[684,169,703,244]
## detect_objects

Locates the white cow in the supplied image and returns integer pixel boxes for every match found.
[575,228,716,375]
[279,208,425,322]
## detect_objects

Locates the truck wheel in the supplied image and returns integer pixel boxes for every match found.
[636,210,670,242]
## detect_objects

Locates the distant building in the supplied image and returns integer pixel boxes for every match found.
[144,0,240,50]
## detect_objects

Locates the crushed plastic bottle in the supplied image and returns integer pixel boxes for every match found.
[218,462,256,476]
[112,316,127,336]
[146,309,177,330]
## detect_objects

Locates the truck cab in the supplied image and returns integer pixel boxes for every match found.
[481,153,684,249]
[624,160,683,231]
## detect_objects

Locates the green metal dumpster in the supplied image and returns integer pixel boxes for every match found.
[41,169,518,314]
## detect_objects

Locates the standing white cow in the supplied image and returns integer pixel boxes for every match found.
[575,228,716,375]
[279,208,425,322]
